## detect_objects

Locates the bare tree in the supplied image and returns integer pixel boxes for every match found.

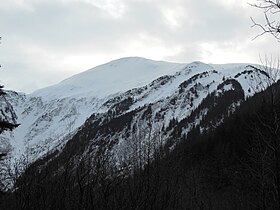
[251,0,280,41]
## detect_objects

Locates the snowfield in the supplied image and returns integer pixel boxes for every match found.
[0,57,268,165]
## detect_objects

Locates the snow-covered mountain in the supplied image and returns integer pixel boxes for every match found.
[0,57,269,165]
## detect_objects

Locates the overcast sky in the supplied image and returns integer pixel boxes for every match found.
[1,0,279,93]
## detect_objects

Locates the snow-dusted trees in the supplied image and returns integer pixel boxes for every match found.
[0,37,19,159]
[0,87,18,136]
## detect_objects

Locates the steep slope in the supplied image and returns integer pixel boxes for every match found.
[53,65,255,167]
[1,57,269,166]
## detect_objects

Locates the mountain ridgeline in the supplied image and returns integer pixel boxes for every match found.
[1,58,266,163]
[0,57,277,209]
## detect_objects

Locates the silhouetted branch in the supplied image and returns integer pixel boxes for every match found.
[251,0,280,41]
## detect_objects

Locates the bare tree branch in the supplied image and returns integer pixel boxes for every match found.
[251,0,280,41]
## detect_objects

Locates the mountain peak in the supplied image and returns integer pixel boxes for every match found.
[30,57,254,101]
[31,57,186,100]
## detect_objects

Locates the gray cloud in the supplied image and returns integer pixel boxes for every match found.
[0,0,278,93]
